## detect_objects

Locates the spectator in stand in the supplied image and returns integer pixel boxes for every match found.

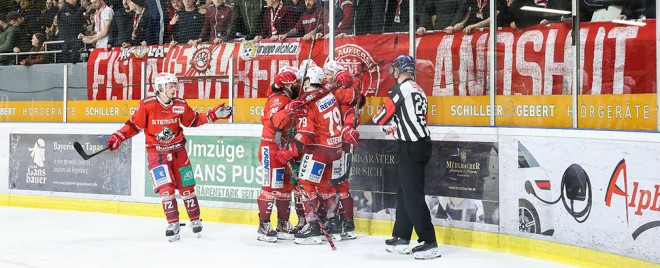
[322,0,354,38]
[79,0,113,48]
[145,0,167,44]
[619,0,656,20]
[254,0,295,41]
[284,0,304,22]
[80,0,95,37]
[44,0,65,40]
[8,11,33,64]
[17,0,42,36]
[42,0,60,32]
[436,0,488,34]
[126,0,147,46]
[278,0,325,40]
[21,32,50,65]
[164,0,181,42]
[461,0,545,34]
[169,0,203,45]
[58,0,84,62]
[226,0,262,40]
[375,0,411,33]
[108,0,132,47]
[416,0,464,35]
[197,0,231,43]
[0,12,18,65]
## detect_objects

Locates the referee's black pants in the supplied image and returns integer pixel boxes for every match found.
[392,136,436,243]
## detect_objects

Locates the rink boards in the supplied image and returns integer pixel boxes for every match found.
[0,123,658,267]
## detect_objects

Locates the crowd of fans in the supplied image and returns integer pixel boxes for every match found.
[0,0,655,65]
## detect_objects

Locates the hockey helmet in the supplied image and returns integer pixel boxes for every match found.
[323,60,345,74]
[153,72,179,95]
[298,59,318,79]
[303,66,324,91]
[391,55,415,76]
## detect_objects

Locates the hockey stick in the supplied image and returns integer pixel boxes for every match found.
[285,161,337,250]
[330,61,384,186]
[73,142,110,160]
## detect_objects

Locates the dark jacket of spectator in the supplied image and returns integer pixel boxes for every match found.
[58,2,84,41]
[109,5,133,46]
[171,8,203,43]
[419,0,464,31]
[622,0,656,19]
[284,0,305,22]
[226,0,263,40]
[199,2,231,41]
[145,0,167,44]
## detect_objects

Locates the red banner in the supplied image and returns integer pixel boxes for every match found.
[87,20,656,100]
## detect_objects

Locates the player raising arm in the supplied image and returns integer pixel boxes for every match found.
[106,72,232,242]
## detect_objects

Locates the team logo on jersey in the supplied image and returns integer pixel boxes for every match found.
[155,127,175,142]
[330,44,381,95]
[172,106,185,114]
[190,47,212,74]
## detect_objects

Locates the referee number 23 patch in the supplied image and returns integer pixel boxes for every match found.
[150,164,173,189]
[299,154,325,183]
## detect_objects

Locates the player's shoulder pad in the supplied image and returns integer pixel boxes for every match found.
[142,96,158,104]
[172,98,187,104]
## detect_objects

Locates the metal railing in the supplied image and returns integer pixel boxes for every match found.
[0,50,62,65]
[43,40,64,51]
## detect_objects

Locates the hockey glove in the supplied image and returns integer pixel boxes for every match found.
[208,103,233,121]
[276,142,299,165]
[274,71,298,88]
[341,125,359,146]
[381,124,397,136]
[284,99,305,118]
[336,70,354,88]
[106,132,125,151]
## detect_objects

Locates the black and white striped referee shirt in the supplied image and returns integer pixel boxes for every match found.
[373,78,430,141]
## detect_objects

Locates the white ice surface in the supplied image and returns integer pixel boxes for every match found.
[0,206,573,268]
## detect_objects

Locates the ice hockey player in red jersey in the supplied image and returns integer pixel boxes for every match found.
[256,66,307,242]
[322,60,364,240]
[276,66,345,244]
[106,72,232,242]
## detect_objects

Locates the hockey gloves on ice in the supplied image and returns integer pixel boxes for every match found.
[336,70,354,88]
[208,103,233,122]
[106,132,125,151]
[276,142,300,165]
[274,70,298,88]
[341,125,359,146]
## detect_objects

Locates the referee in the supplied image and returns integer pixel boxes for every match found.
[372,55,440,260]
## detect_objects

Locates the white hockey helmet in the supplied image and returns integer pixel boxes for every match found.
[298,59,317,79]
[153,72,179,95]
[323,60,345,74]
[303,66,324,91]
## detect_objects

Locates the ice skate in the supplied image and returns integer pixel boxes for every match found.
[257,219,278,243]
[292,216,306,233]
[412,241,441,260]
[293,221,323,245]
[385,237,411,254]
[166,221,181,242]
[276,219,295,240]
[340,219,357,240]
[190,219,202,238]
[323,216,342,242]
